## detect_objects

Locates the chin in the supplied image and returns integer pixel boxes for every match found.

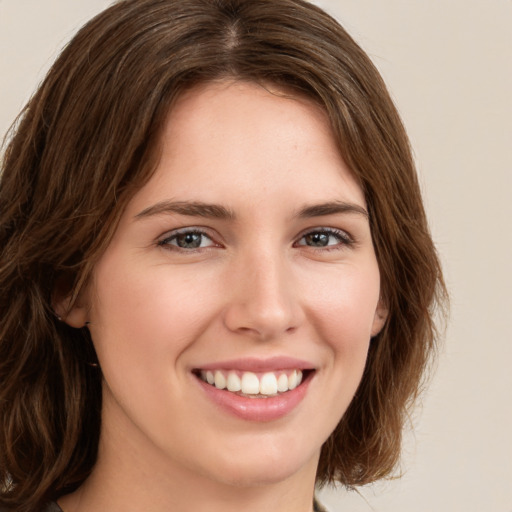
[210,465,305,488]
[195,439,320,488]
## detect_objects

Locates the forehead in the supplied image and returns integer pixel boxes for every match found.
[167,80,333,147]
[125,80,366,217]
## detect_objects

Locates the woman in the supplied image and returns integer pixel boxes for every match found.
[0,0,446,511]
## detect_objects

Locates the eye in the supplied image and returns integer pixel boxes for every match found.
[158,229,216,250]
[295,228,353,249]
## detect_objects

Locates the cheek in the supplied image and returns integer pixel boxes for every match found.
[296,263,380,438]
[304,262,381,351]
[88,254,224,368]
[86,257,224,428]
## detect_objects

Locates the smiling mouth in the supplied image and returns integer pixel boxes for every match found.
[193,369,313,398]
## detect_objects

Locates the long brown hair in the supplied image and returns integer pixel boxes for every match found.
[0,0,447,509]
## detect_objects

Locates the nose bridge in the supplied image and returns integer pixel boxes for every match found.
[223,245,302,338]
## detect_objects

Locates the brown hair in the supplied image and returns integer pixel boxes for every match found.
[0,0,447,509]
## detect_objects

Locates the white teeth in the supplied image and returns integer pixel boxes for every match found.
[214,370,226,389]
[277,373,289,392]
[241,372,260,394]
[259,372,278,395]
[226,371,241,392]
[199,369,305,396]
[288,370,298,390]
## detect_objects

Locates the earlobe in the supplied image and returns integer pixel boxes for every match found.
[371,299,388,337]
[53,293,89,328]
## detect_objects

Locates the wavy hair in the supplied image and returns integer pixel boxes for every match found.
[0,0,447,510]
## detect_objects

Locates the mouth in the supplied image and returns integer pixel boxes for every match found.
[193,368,313,398]
[191,357,315,421]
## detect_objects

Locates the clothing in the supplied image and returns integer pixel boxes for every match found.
[0,503,61,512]
[314,496,329,512]
[44,504,62,512]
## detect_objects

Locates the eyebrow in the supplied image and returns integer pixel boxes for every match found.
[297,201,369,219]
[135,199,368,221]
[135,200,235,220]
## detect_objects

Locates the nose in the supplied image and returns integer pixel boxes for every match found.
[222,249,304,340]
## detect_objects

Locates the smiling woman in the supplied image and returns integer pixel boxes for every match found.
[0,1,446,512]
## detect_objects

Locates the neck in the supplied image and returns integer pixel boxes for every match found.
[58,401,319,512]
[59,457,318,512]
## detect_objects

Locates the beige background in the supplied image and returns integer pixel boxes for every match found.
[1,1,511,510]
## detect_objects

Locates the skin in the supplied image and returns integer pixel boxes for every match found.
[58,81,387,512]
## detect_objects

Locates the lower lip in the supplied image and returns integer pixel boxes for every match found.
[195,373,312,422]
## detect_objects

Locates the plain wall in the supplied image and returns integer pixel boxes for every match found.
[1,1,511,510]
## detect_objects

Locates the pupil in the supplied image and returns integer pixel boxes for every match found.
[307,233,328,247]
[178,233,202,248]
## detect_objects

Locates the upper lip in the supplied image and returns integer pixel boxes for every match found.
[194,356,315,372]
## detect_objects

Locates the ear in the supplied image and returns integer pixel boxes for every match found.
[53,283,89,328]
[370,298,388,337]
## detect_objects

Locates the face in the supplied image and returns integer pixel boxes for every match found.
[67,81,386,489]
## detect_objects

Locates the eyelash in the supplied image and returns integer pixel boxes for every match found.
[157,227,354,252]
[157,228,218,251]
[294,228,354,250]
